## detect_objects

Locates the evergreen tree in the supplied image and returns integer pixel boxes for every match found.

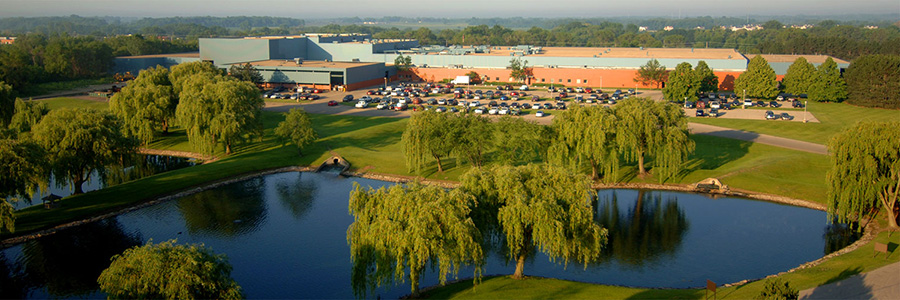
[844,55,900,109]
[694,61,719,94]
[781,57,816,96]
[734,55,779,99]
[663,62,700,103]
[808,57,848,102]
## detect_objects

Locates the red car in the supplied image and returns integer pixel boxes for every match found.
[327,100,338,106]
[584,88,593,93]
[311,89,322,94]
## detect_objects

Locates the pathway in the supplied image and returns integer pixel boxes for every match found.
[688,123,828,155]
[799,261,900,300]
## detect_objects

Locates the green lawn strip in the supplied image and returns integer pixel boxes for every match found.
[690,102,900,144]
[35,97,110,111]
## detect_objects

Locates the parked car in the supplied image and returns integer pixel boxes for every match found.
[327,100,338,106]
[535,110,545,117]
[743,99,754,107]
[792,100,804,108]
[765,110,776,120]
[769,101,779,108]
[519,85,529,91]
[710,101,721,109]
[474,107,486,114]
[376,102,390,110]
[780,113,792,120]
[531,103,541,109]
[709,108,720,117]
[696,109,705,117]
[342,95,354,102]
[684,101,695,108]
[355,100,368,108]
[756,100,766,107]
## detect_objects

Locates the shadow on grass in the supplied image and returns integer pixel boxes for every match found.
[681,135,753,176]
[800,267,870,300]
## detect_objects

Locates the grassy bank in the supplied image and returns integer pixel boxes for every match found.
[690,102,900,144]
[18,77,116,97]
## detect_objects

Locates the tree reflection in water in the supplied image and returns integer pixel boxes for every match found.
[177,177,267,237]
[595,190,689,267]
[19,219,141,297]
[274,172,317,219]
[823,220,861,255]
[0,252,29,299]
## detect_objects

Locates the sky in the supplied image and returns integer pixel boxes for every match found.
[2,0,898,19]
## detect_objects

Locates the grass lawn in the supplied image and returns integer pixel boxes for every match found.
[17,77,115,97]
[35,97,110,111]
[690,102,900,144]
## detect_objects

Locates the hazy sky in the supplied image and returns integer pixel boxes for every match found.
[3,0,899,18]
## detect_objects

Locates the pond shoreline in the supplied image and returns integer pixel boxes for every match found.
[1,166,870,291]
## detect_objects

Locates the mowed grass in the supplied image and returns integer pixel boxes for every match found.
[690,102,900,144]
[35,97,110,111]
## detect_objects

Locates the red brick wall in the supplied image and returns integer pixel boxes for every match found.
[407,67,747,91]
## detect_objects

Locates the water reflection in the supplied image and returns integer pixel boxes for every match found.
[20,219,141,297]
[595,190,689,267]
[9,155,195,210]
[0,252,28,299]
[176,177,267,237]
[274,173,317,219]
[823,221,861,255]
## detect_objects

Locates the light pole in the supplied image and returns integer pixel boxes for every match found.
[742,89,746,109]
[600,76,603,92]
[804,100,808,123]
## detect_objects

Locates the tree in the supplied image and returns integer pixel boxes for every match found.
[97,239,243,300]
[465,71,482,84]
[394,55,412,72]
[0,138,47,233]
[348,182,482,297]
[274,108,317,156]
[169,61,223,97]
[176,74,264,155]
[109,65,177,144]
[781,57,816,96]
[548,105,619,181]
[228,62,263,83]
[509,58,531,83]
[844,55,900,109]
[0,82,13,127]
[493,116,549,166]
[634,59,667,89]
[734,55,779,99]
[450,113,491,168]
[808,57,848,102]
[615,98,694,181]
[459,164,607,279]
[663,62,700,103]
[31,108,138,194]
[402,110,455,174]
[8,98,48,134]
[694,60,719,94]
[827,121,900,229]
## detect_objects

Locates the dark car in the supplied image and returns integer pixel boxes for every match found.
[769,101,779,108]
[765,110,776,120]
[709,108,720,117]
[756,100,766,107]
[307,94,320,100]
[342,95,354,102]
[696,109,705,117]
[558,92,567,98]
[792,100,804,108]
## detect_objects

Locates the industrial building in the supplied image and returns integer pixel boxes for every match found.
[113,33,850,91]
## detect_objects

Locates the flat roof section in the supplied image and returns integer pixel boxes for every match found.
[116,52,200,59]
[469,47,746,60]
[757,54,850,64]
[246,60,381,69]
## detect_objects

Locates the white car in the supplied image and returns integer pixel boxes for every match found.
[531,103,541,109]
[376,102,390,110]
[474,107,486,114]
[458,100,467,107]
[776,95,785,101]
[360,96,373,102]
[269,93,280,99]
[488,108,499,115]
[498,107,509,115]
[469,101,480,107]
[710,101,721,109]
[743,99,753,107]
[437,98,447,105]
[519,85,529,91]
[355,101,369,108]
[535,110,545,117]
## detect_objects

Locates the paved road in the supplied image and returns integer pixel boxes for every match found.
[799,261,900,300]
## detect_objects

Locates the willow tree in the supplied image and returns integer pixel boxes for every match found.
[460,164,607,279]
[347,182,483,297]
[109,65,177,144]
[663,62,700,103]
[274,108,318,156]
[8,98,48,134]
[176,74,264,155]
[169,61,223,97]
[548,105,619,181]
[98,240,243,299]
[402,110,455,174]
[31,108,138,194]
[493,116,549,166]
[0,81,13,127]
[451,113,491,167]
[827,121,900,229]
[615,97,694,182]
[0,138,47,233]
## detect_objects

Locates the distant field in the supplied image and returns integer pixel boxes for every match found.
[35,97,109,111]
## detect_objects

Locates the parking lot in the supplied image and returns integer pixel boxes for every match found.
[262,83,819,124]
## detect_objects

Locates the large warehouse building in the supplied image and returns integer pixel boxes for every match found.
[114,33,849,91]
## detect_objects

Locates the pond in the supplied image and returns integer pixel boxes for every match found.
[0,172,856,299]
[7,154,197,210]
